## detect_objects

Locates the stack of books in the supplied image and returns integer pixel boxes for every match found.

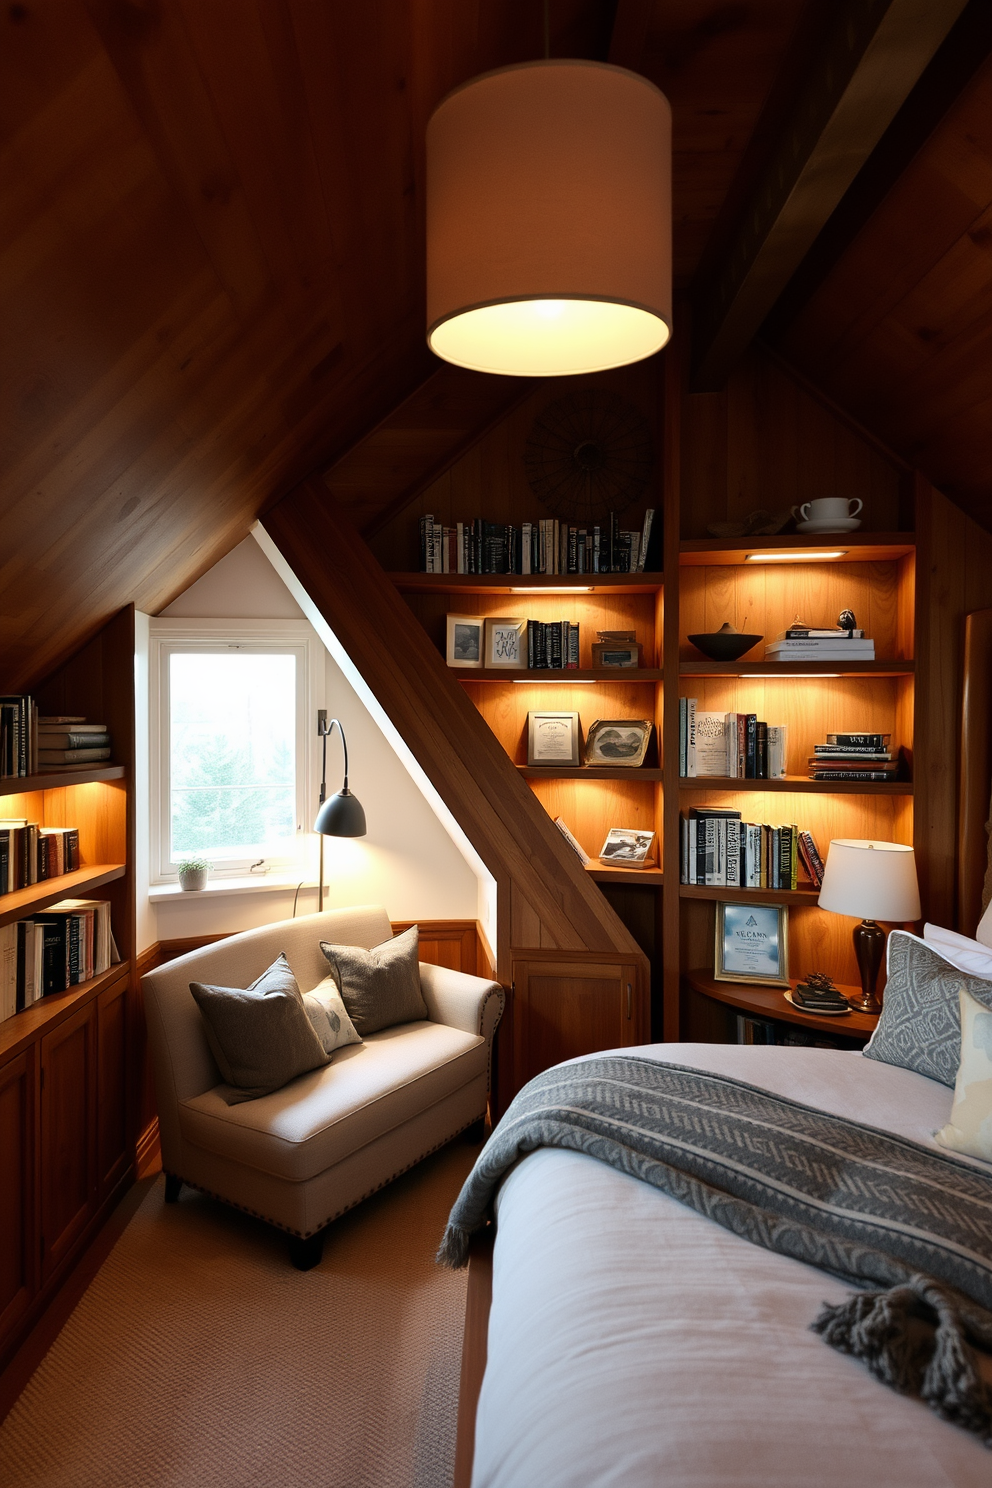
[0,822,80,894]
[527,621,580,669]
[419,509,659,574]
[808,732,899,783]
[0,693,37,777]
[0,898,117,1019]
[765,624,875,663]
[680,809,823,889]
[680,700,787,778]
[38,717,111,770]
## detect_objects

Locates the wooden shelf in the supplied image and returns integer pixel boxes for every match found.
[587,863,663,884]
[0,864,127,929]
[679,534,914,566]
[685,969,878,1038]
[519,766,663,781]
[0,963,128,1063]
[389,572,663,594]
[678,775,912,794]
[679,660,913,678]
[458,668,662,683]
[0,765,126,793]
[680,883,819,904]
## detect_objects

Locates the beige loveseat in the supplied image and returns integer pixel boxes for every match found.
[143,906,503,1268]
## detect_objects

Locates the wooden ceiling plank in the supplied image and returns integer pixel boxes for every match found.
[692,0,969,390]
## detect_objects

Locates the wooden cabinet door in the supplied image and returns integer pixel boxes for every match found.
[97,975,130,1199]
[41,1001,97,1281]
[0,1049,37,1343]
[511,953,644,1091]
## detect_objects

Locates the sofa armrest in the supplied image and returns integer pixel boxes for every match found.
[419,962,505,1042]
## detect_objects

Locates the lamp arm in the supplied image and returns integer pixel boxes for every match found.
[317,714,350,795]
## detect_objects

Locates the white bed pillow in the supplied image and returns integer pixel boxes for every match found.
[977,899,992,950]
[935,986,992,1163]
[923,923,992,980]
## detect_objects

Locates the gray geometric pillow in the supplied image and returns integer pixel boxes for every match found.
[303,975,362,1055]
[864,931,992,1087]
[319,924,426,1036]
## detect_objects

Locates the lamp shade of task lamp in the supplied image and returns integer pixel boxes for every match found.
[425,60,672,376]
[817,840,921,1014]
[315,713,366,913]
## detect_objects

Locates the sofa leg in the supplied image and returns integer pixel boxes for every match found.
[164,1173,183,1203]
[289,1233,324,1271]
[464,1117,487,1144]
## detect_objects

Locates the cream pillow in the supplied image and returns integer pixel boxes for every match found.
[303,974,363,1055]
[923,923,992,980]
[935,986,992,1164]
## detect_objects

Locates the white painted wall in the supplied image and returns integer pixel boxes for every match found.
[138,536,485,948]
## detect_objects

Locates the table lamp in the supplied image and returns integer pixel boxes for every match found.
[817,839,921,1014]
[315,711,367,911]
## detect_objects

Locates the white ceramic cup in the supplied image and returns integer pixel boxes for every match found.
[792,497,863,522]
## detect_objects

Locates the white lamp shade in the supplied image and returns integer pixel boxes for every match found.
[818,839,921,922]
[426,60,672,376]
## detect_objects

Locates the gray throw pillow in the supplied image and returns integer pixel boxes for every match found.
[190,952,330,1105]
[303,975,363,1055]
[864,931,992,1087]
[319,924,426,1036]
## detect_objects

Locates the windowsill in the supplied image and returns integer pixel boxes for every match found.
[148,874,315,902]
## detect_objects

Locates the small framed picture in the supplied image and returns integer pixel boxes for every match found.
[599,828,656,866]
[527,711,581,767]
[715,901,790,987]
[584,718,653,768]
[591,641,642,669]
[485,616,527,670]
[446,614,484,669]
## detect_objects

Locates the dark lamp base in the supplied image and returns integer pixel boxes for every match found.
[849,918,886,1014]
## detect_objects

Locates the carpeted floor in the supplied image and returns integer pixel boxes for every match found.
[0,1140,478,1488]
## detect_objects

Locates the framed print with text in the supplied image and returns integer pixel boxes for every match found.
[485,616,528,670]
[714,901,789,987]
[527,711,581,767]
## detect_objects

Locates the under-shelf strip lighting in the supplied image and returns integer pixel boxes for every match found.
[745,551,846,563]
[747,673,841,679]
[512,678,598,684]
[509,585,595,593]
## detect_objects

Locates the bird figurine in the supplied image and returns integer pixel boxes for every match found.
[838,608,857,634]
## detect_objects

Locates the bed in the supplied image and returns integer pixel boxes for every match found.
[457,1042,991,1487]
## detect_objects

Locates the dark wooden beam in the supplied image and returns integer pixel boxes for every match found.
[691,0,969,391]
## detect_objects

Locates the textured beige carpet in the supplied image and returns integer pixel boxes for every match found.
[1,1141,477,1488]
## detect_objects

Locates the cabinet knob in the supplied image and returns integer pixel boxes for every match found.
[626,982,632,1020]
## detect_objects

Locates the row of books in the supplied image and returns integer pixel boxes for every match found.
[528,621,580,670]
[736,1016,854,1050]
[0,703,111,778]
[767,624,874,663]
[0,899,118,1019]
[807,732,900,782]
[680,807,824,889]
[419,509,659,574]
[0,823,80,895]
[680,700,787,779]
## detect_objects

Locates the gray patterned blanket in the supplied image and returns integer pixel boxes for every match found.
[439,1057,992,1443]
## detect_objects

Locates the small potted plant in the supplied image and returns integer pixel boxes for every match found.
[177,856,211,892]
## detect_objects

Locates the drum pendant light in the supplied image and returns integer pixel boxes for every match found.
[426,60,672,377]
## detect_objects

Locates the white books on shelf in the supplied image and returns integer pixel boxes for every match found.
[553,817,590,867]
[694,712,730,777]
[0,923,16,1021]
[767,725,787,779]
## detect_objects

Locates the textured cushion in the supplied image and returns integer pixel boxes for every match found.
[303,974,362,1055]
[319,925,427,1036]
[179,1020,486,1180]
[922,923,992,980]
[190,953,330,1105]
[863,931,992,1088]
[935,986,992,1163]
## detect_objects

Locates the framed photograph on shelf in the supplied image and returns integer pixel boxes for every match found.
[584,718,653,768]
[446,614,484,669]
[715,901,790,987]
[599,828,656,866]
[485,616,527,670]
[527,711,581,767]
[591,641,642,669]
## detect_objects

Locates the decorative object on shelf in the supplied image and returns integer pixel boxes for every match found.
[584,718,652,767]
[527,711,581,767]
[687,622,762,662]
[591,632,642,668]
[838,608,857,632]
[314,713,367,913]
[792,497,863,534]
[706,509,791,538]
[789,972,851,1016]
[817,839,921,1014]
[715,901,790,987]
[524,390,654,521]
[599,827,656,867]
[177,857,210,893]
[425,62,672,376]
[766,617,874,662]
[554,816,590,865]
[484,616,528,670]
[445,614,484,669]
[784,989,851,1017]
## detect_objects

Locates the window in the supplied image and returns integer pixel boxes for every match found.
[150,620,323,881]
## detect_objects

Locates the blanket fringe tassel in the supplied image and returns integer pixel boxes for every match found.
[436,1223,471,1270]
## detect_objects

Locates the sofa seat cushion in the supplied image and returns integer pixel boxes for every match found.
[178,1020,485,1182]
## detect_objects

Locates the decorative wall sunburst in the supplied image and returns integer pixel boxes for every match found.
[523,389,654,523]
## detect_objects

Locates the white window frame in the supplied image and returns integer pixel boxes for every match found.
[149,618,324,884]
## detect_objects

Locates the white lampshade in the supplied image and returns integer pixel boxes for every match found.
[426,60,672,376]
[818,839,921,922]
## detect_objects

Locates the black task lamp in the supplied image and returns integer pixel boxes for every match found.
[315,712,367,911]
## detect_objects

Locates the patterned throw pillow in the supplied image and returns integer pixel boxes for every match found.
[319,924,427,1036]
[935,986,992,1163]
[864,931,992,1088]
[303,975,363,1055]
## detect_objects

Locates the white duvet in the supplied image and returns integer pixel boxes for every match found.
[472,1044,992,1487]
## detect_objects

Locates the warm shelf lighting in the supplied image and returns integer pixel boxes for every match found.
[426,61,672,376]
[747,673,841,679]
[509,585,595,594]
[511,678,598,684]
[745,551,847,563]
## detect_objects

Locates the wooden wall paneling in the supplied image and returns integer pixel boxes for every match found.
[96,976,130,1200]
[960,610,992,935]
[510,951,645,1088]
[0,1050,37,1345]
[40,1001,98,1282]
[466,678,659,766]
[662,334,685,1040]
[389,921,480,976]
[526,778,658,865]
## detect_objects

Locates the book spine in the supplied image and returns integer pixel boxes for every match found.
[567,624,579,669]
[687,699,697,777]
[745,715,757,778]
[679,699,687,777]
[826,733,890,747]
[726,819,741,887]
[767,725,787,779]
